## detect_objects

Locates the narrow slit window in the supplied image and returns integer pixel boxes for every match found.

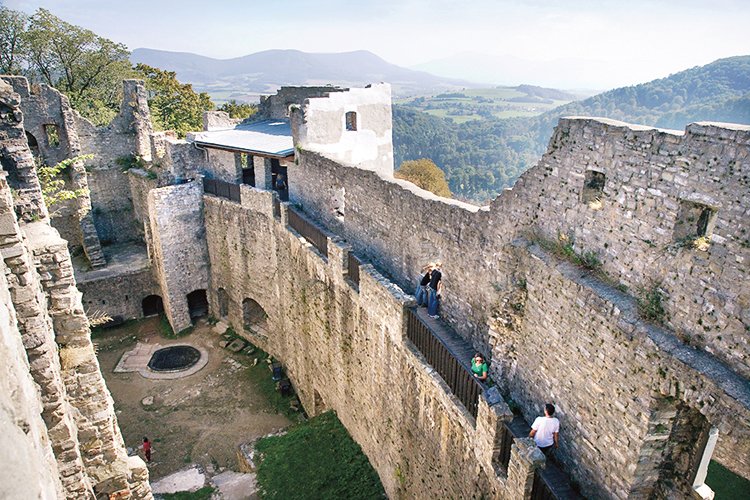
[345,111,357,131]
[581,170,605,206]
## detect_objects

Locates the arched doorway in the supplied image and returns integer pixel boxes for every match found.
[242,297,268,331]
[217,288,229,318]
[25,131,40,159]
[187,289,209,323]
[141,295,164,317]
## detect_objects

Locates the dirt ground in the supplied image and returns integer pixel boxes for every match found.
[94,317,293,481]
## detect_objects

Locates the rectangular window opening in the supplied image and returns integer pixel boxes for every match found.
[674,200,717,242]
[44,124,60,147]
[345,111,357,131]
[581,170,605,206]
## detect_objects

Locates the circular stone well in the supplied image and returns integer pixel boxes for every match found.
[148,346,201,372]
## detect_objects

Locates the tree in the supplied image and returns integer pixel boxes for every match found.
[395,159,452,198]
[134,64,214,138]
[38,154,93,213]
[22,9,133,124]
[218,99,257,119]
[0,7,28,74]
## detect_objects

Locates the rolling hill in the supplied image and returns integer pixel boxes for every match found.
[130,48,482,99]
[394,56,750,203]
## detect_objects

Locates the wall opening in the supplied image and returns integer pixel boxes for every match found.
[242,297,268,331]
[674,200,717,241]
[187,289,209,323]
[217,287,229,318]
[345,111,357,131]
[43,124,60,147]
[630,398,714,498]
[271,159,288,201]
[240,153,255,186]
[25,131,40,159]
[581,170,605,206]
[142,295,164,317]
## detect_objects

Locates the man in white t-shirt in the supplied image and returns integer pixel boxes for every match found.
[529,403,560,457]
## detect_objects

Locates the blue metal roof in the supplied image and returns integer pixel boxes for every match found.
[190,119,294,157]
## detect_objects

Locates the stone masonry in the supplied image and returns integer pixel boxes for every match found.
[1,74,749,500]
[0,78,151,499]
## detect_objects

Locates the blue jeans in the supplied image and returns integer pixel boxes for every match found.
[415,284,427,306]
[427,288,440,316]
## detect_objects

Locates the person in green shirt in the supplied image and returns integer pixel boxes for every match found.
[471,353,488,381]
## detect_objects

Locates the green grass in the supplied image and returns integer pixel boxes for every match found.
[157,486,215,500]
[706,460,750,499]
[244,347,301,420]
[255,411,385,499]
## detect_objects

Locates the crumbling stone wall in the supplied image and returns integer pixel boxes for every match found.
[150,131,206,183]
[0,80,47,222]
[0,252,63,500]
[147,180,209,331]
[0,80,152,499]
[514,118,750,378]
[274,105,750,497]
[491,244,750,497]
[0,76,153,257]
[259,86,347,120]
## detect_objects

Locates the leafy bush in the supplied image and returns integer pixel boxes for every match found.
[637,285,668,324]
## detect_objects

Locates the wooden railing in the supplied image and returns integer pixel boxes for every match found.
[287,206,328,257]
[497,421,515,471]
[405,308,482,418]
[203,177,241,203]
[347,251,361,288]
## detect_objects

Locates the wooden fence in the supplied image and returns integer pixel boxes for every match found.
[203,178,241,203]
[347,252,361,288]
[405,308,482,418]
[287,206,328,257]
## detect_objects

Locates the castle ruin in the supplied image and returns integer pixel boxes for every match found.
[1,74,749,499]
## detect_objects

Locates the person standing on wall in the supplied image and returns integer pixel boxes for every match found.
[529,403,559,458]
[471,353,488,381]
[427,262,442,318]
[416,263,433,307]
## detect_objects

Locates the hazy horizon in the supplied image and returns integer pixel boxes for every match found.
[5,0,750,90]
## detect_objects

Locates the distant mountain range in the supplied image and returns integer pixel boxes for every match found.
[130,48,483,99]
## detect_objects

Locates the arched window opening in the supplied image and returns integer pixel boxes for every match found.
[142,295,164,317]
[242,297,268,332]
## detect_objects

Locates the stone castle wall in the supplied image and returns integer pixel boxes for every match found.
[239,107,750,497]
[147,180,210,331]
[203,191,523,498]
[514,118,750,378]
[0,241,63,500]
[0,79,152,499]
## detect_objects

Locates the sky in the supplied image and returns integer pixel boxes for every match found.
[4,0,750,89]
